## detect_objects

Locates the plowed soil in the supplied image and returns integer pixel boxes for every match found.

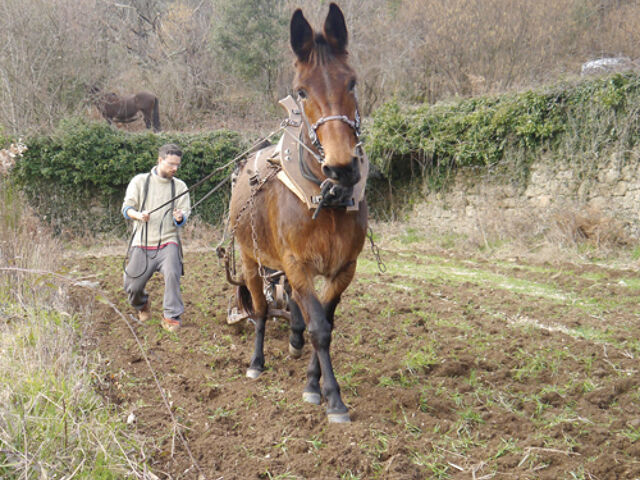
[69,236,640,480]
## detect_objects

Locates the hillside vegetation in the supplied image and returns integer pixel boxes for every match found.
[0,0,639,135]
[0,179,148,478]
[10,72,640,232]
[11,120,244,234]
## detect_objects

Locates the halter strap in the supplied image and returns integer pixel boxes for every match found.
[294,94,362,163]
[311,114,359,134]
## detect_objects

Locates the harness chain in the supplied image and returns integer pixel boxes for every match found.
[249,171,264,278]
[227,164,281,286]
[229,164,281,238]
[367,226,386,273]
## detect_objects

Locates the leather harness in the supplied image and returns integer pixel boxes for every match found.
[238,95,368,213]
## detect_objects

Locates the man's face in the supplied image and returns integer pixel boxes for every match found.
[157,154,181,179]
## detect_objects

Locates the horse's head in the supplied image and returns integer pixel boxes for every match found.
[291,3,361,188]
[87,85,108,108]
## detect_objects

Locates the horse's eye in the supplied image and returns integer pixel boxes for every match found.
[297,89,307,100]
[348,79,356,92]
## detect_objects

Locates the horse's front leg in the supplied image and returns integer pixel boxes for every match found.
[241,253,268,379]
[316,261,358,421]
[293,265,356,423]
[293,291,339,410]
[301,295,339,406]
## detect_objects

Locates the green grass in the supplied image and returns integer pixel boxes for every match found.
[409,449,450,479]
[0,303,145,479]
[358,249,637,352]
[397,227,423,245]
[0,180,147,478]
[621,426,640,443]
[358,255,579,304]
[405,345,439,374]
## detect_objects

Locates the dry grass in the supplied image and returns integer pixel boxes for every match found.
[548,206,630,249]
[376,190,637,268]
[0,178,148,478]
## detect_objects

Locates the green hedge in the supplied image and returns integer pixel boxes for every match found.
[366,72,640,192]
[12,73,640,230]
[12,118,245,234]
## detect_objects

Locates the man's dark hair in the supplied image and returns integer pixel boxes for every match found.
[159,143,182,159]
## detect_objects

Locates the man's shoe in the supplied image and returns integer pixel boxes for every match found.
[162,317,181,333]
[138,299,151,322]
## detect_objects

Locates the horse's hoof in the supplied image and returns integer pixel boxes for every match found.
[302,391,321,405]
[327,412,351,423]
[246,368,263,379]
[289,343,303,358]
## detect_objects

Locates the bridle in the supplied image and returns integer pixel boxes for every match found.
[294,94,363,164]
[289,93,366,218]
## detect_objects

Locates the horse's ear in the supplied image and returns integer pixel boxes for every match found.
[290,8,314,61]
[323,3,348,54]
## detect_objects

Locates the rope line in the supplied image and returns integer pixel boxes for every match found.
[146,126,285,216]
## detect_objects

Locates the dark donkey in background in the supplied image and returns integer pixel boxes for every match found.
[228,3,367,423]
[89,86,161,132]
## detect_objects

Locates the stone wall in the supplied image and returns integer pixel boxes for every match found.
[414,151,640,241]
[526,154,640,237]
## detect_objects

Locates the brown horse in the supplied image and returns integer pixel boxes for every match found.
[228,3,367,423]
[89,86,161,132]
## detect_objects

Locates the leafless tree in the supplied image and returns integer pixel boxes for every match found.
[0,0,639,136]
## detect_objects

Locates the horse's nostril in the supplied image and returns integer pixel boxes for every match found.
[322,165,339,180]
[322,162,360,187]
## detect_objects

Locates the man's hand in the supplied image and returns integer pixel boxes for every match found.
[132,210,150,222]
[173,209,184,223]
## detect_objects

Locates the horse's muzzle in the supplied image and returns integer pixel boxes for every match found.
[322,156,361,187]
[318,179,354,210]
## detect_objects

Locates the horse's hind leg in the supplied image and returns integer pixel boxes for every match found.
[288,298,305,358]
[143,111,152,129]
[241,254,268,379]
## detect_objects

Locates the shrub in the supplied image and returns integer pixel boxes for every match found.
[12,118,245,235]
[367,72,640,191]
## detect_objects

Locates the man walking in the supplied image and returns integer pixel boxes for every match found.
[122,143,190,332]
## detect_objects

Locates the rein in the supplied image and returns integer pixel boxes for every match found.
[144,128,287,218]
[124,129,286,277]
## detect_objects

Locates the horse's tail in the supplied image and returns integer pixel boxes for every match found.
[152,97,161,132]
[236,284,254,316]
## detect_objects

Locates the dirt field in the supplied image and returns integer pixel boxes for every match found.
[69,231,640,480]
